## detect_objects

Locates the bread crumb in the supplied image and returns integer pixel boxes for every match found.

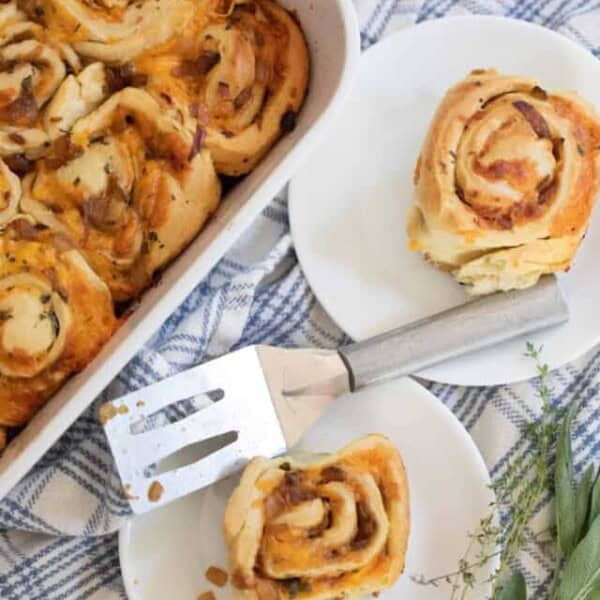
[98,403,117,425]
[147,481,164,502]
[197,592,215,600]
[98,403,128,425]
[205,565,228,587]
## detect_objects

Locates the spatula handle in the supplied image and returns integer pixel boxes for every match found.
[338,276,568,390]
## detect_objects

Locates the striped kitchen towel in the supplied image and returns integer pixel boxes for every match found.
[1,1,600,598]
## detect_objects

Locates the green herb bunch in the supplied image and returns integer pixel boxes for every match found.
[499,399,600,599]
[414,343,600,599]
[497,344,600,600]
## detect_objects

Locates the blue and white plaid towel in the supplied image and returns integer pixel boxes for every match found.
[1,1,600,598]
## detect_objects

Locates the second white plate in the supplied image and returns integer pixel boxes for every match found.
[119,378,495,600]
[289,15,600,386]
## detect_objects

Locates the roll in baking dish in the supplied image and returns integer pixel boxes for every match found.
[135,0,310,176]
[224,434,410,599]
[408,69,600,294]
[17,0,196,63]
[21,87,221,301]
[0,217,116,430]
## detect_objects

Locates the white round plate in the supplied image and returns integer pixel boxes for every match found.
[120,378,496,599]
[288,16,600,386]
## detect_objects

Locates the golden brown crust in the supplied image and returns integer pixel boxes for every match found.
[407,69,600,294]
[20,88,222,301]
[223,435,410,600]
[0,2,77,161]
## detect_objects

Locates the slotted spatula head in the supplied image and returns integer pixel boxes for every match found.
[102,276,568,514]
[101,346,350,513]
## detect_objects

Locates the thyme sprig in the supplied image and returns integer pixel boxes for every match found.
[490,343,559,595]
[413,343,560,598]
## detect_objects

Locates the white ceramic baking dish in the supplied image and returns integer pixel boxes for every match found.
[0,0,360,499]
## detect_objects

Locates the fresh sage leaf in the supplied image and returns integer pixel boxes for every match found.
[557,515,600,600]
[498,571,527,600]
[588,468,600,533]
[575,464,595,541]
[556,404,578,555]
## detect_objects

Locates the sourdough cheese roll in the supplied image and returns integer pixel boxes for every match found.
[407,69,600,294]
[0,1,75,164]
[224,435,410,600]
[0,217,116,427]
[18,0,195,63]
[21,87,221,301]
[137,0,309,176]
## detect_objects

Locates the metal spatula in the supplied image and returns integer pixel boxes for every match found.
[102,276,568,513]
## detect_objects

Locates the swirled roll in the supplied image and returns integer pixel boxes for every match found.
[20,87,221,301]
[407,69,600,295]
[21,0,195,63]
[224,435,410,600]
[0,217,116,427]
[136,0,309,176]
[0,1,72,163]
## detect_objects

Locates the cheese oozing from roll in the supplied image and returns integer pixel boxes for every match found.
[20,87,221,301]
[0,217,116,427]
[224,434,410,600]
[407,69,600,295]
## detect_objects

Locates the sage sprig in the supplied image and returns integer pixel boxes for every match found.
[557,515,600,600]
[555,404,590,556]
[588,469,600,532]
[414,344,600,600]
[576,465,595,537]
[501,379,600,600]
